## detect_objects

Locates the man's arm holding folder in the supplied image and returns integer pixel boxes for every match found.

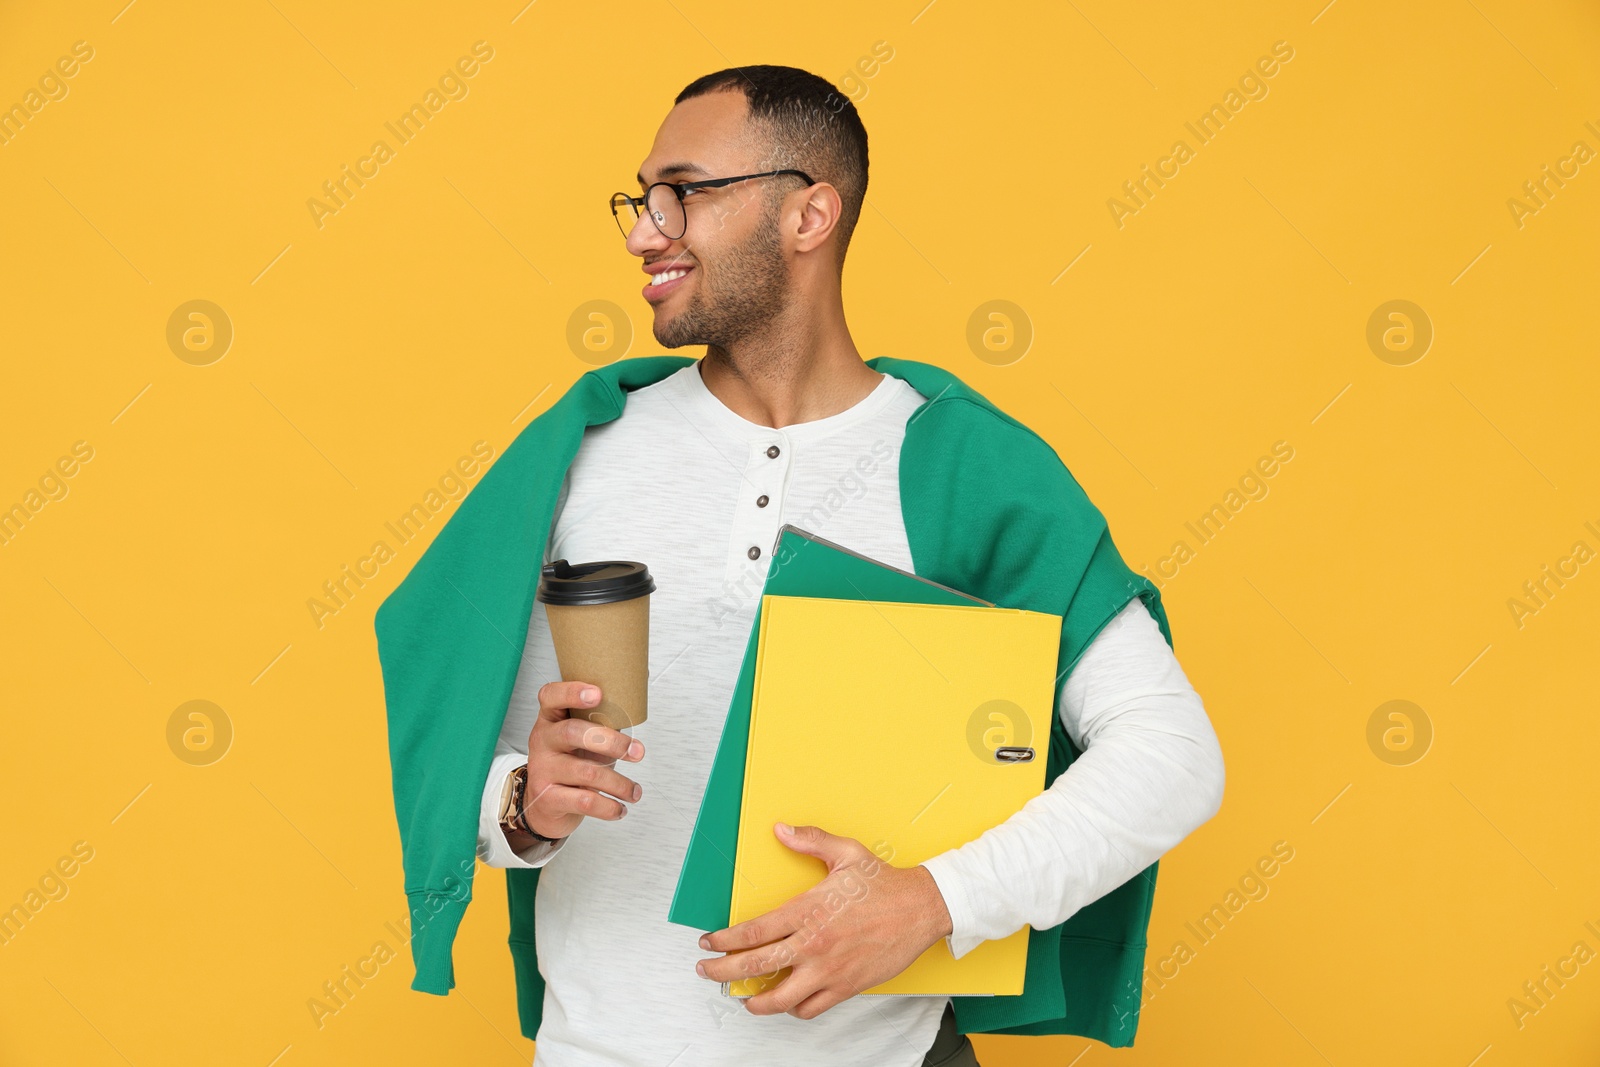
[920,596,1226,959]
[696,595,1225,1013]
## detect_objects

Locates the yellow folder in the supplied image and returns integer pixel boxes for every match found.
[726,594,1064,997]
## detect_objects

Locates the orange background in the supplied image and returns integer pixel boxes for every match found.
[1,1,1597,1064]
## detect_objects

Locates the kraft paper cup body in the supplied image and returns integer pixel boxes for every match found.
[543,595,650,730]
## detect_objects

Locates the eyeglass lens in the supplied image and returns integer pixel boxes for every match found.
[614,185,685,240]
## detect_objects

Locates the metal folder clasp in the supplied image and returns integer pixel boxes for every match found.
[994,746,1035,763]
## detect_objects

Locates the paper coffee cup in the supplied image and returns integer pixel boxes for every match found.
[536,559,655,731]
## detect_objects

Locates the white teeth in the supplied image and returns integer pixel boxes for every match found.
[651,268,689,285]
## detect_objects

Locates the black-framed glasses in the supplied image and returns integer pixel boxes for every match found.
[609,169,815,241]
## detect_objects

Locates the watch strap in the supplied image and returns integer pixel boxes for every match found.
[501,763,562,843]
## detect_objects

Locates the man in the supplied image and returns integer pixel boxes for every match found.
[380,66,1224,1066]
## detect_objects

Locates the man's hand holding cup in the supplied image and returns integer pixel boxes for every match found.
[508,680,646,846]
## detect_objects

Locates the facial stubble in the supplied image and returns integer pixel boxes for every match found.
[651,201,790,353]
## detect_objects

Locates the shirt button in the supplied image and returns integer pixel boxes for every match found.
[748,546,761,560]
[756,495,769,508]
[766,445,780,458]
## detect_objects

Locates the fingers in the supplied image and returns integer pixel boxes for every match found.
[526,781,630,824]
[522,681,645,836]
[785,987,842,1021]
[550,750,642,804]
[534,681,646,764]
[699,938,797,986]
[701,915,772,954]
[698,942,830,1017]
[536,680,603,721]
[531,684,643,758]
[559,714,644,765]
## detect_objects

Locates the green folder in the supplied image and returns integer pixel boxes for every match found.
[668,524,990,932]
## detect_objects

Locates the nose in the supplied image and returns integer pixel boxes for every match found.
[625,205,670,259]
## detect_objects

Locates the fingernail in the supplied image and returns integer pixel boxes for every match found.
[776,821,792,834]
[581,688,599,704]
[699,935,710,949]
[632,784,643,801]
[695,961,707,977]
[628,741,644,760]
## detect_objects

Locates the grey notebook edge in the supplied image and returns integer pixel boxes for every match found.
[769,523,994,607]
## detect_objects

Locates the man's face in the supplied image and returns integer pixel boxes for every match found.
[627,91,791,350]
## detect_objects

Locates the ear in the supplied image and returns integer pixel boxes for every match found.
[790,182,842,255]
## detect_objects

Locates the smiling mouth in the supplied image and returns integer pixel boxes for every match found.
[643,265,694,302]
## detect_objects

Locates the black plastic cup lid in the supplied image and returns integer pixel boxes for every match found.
[536,559,655,606]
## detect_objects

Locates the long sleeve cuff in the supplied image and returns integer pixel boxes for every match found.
[919,855,989,960]
[477,750,571,869]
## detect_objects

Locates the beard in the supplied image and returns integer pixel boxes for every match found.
[652,206,789,351]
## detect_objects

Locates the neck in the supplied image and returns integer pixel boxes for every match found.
[696,281,881,429]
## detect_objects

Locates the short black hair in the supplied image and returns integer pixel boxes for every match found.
[675,65,869,267]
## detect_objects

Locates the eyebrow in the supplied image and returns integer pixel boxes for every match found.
[637,162,708,187]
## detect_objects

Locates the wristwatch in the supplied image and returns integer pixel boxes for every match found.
[498,763,563,843]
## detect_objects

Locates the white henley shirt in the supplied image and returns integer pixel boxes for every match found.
[475,361,1225,1066]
